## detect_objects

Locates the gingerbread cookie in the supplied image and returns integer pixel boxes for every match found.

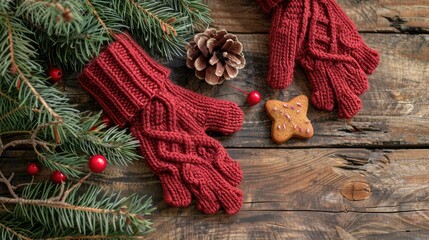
[265,95,314,144]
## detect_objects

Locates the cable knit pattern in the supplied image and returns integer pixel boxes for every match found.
[256,0,380,118]
[300,0,378,118]
[79,34,244,215]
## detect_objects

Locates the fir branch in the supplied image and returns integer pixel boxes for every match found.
[0,221,32,240]
[38,152,86,178]
[58,113,140,167]
[59,172,92,202]
[0,196,65,206]
[0,105,27,123]
[4,14,16,75]
[0,198,145,225]
[113,0,191,59]
[0,90,18,103]
[129,0,178,36]
[84,0,114,37]
[0,172,91,204]
[0,171,19,199]
[0,138,54,155]
[13,66,62,125]
[165,0,212,30]
[15,0,83,36]
[0,112,140,178]
[0,171,154,237]
[0,1,12,12]
[3,13,63,130]
[0,14,81,142]
[37,113,141,177]
[0,122,57,156]
[35,0,125,71]
[0,83,38,134]
[1,213,77,240]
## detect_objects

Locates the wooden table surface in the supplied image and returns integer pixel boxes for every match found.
[3,0,429,239]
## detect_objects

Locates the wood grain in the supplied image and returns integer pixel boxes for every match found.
[107,148,429,239]
[2,148,429,239]
[207,0,429,33]
[145,211,429,239]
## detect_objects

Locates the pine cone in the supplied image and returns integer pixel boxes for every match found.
[186,28,245,85]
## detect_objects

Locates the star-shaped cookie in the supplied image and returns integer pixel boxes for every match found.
[265,95,314,144]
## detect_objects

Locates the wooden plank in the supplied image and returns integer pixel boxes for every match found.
[144,211,429,239]
[4,148,429,212]
[74,148,424,215]
[66,33,429,148]
[96,148,429,238]
[2,148,429,238]
[207,0,429,33]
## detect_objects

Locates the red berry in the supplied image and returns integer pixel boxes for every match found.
[88,155,107,173]
[246,90,261,106]
[102,115,111,127]
[52,170,67,184]
[26,163,39,176]
[48,67,63,82]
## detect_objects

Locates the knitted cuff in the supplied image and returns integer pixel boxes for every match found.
[256,0,284,14]
[79,34,170,126]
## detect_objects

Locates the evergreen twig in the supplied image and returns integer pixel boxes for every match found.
[0,221,31,240]
[0,170,83,207]
[84,0,115,36]
[129,0,178,36]
[0,170,154,237]
[59,172,92,202]
[0,171,19,199]
[0,122,57,156]
[5,14,63,124]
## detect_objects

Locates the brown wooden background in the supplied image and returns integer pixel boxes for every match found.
[2,0,429,239]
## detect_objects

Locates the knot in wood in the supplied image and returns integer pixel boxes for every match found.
[341,181,372,201]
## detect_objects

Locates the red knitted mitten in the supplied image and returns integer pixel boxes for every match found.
[121,35,244,135]
[256,0,379,118]
[131,101,243,214]
[264,0,310,89]
[324,0,379,74]
[299,0,379,118]
[79,34,244,214]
